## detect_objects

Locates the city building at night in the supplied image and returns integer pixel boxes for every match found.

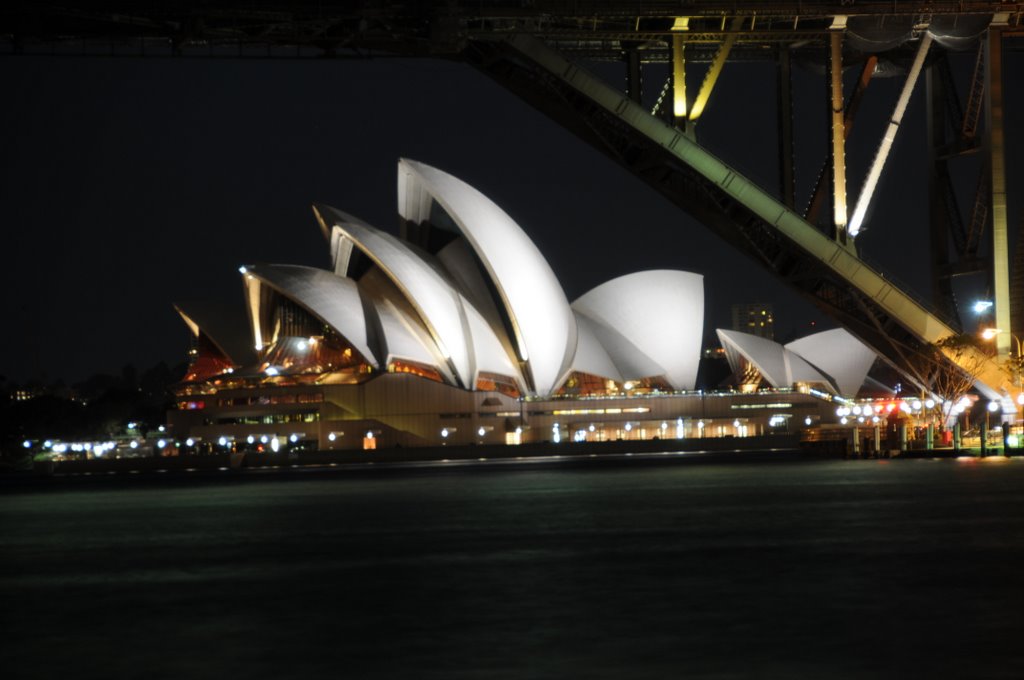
[731,303,775,340]
[168,160,840,451]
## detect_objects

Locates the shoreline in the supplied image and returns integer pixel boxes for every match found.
[3,434,1015,490]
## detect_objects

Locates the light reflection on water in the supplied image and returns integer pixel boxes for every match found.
[2,458,1023,679]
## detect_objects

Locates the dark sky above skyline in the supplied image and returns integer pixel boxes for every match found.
[1,47,1020,384]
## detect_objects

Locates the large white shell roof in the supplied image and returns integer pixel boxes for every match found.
[398,158,577,396]
[573,271,704,390]
[211,159,713,398]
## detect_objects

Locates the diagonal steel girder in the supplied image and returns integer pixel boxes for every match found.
[462,34,1010,398]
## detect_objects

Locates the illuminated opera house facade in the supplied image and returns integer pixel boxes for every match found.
[169,160,857,451]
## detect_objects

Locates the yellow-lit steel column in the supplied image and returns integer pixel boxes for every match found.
[689,17,743,122]
[828,22,848,240]
[985,23,1011,358]
[671,18,688,124]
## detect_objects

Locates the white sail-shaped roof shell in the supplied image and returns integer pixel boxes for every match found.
[716,329,834,391]
[785,328,877,397]
[316,207,475,389]
[569,313,624,382]
[241,264,379,369]
[357,268,452,380]
[398,158,576,396]
[572,271,704,390]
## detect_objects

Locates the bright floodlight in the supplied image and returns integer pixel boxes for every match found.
[973,300,994,314]
[1018,393,1024,406]
[130,441,139,449]
[21,440,31,449]
[987,401,1000,412]
[265,366,279,376]
[981,328,1001,341]
[185,438,194,447]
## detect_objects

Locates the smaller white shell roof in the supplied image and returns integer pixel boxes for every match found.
[242,264,379,369]
[716,329,834,391]
[572,271,704,390]
[398,158,576,396]
[569,313,624,383]
[785,328,878,397]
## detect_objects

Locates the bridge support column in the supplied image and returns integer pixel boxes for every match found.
[776,45,795,209]
[984,25,1011,358]
[828,28,848,242]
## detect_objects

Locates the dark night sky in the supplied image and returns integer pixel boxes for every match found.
[1,49,1020,384]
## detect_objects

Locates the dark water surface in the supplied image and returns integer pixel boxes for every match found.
[3,457,1024,679]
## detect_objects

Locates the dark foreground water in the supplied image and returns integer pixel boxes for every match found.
[3,457,1024,679]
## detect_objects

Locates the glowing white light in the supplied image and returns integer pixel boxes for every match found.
[53,444,67,453]
[588,424,596,432]
[987,401,1000,412]
[733,419,741,428]
[1017,393,1024,406]
[697,420,705,429]
[130,441,139,449]
[22,440,31,449]
[127,422,136,429]
[247,435,255,444]
[185,438,194,447]
[857,416,865,423]
[552,424,561,444]
[477,427,486,437]
[911,400,922,411]
[366,431,374,440]
[441,428,449,438]
[328,432,337,442]
[925,399,935,409]
[872,416,880,423]
[661,422,668,431]
[289,434,298,443]
[84,443,91,451]
[238,266,247,274]
[625,423,633,432]
[805,417,812,426]
[260,436,268,444]
[297,340,308,351]
[218,437,228,446]
[852,406,862,416]
[973,300,994,314]
[265,367,279,376]
[840,417,848,425]
[270,437,280,453]
[157,439,166,448]
[158,425,165,432]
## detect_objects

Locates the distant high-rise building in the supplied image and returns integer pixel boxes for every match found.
[731,303,774,340]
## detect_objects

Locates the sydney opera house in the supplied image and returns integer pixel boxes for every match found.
[169,160,877,451]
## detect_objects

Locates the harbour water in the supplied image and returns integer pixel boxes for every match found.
[3,456,1023,678]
